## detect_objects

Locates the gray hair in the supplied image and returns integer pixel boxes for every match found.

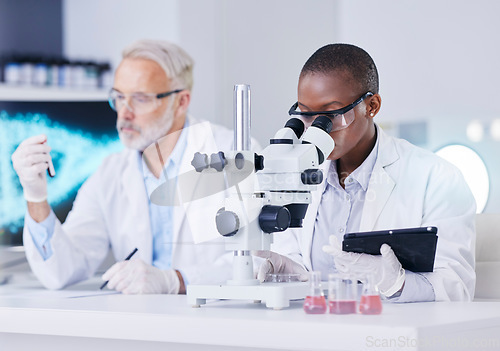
[122,39,194,90]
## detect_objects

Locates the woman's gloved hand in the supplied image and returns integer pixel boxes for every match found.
[253,250,309,282]
[323,235,405,297]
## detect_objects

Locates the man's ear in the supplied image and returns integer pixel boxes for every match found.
[174,90,191,118]
[367,93,381,118]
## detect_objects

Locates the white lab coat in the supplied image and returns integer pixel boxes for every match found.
[24,117,249,290]
[273,125,476,301]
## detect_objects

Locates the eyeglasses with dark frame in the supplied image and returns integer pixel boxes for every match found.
[288,91,373,118]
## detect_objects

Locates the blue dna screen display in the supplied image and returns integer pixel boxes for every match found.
[0,100,122,246]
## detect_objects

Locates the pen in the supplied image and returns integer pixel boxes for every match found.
[100,248,138,290]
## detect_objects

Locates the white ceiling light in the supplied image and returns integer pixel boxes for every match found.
[490,119,500,141]
[466,120,484,142]
[435,145,489,213]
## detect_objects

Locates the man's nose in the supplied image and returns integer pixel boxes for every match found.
[118,99,135,118]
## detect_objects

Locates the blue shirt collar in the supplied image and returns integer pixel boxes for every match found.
[349,131,379,192]
[168,118,189,169]
[138,118,189,184]
[327,128,379,192]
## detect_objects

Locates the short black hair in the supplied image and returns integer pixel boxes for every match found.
[300,43,379,94]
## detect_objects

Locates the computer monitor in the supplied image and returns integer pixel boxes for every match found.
[0,90,122,247]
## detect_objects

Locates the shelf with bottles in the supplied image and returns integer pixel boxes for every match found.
[0,54,113,101]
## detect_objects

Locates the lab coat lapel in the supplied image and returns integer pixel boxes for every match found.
[359,127,398,232]
[120,150,153,262]
[172,118,214,245]
[302,161,329,269]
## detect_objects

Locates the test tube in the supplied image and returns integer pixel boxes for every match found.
[303,271,327,314]
[328,274,357,314]
[359,274,383,315]
[42,139,56,177]
[47,157,56,177]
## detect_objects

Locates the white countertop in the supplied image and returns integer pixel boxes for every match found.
[1,277,500,351]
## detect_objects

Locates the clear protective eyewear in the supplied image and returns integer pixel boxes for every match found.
[288,92,373,132]
[108,88,184,114]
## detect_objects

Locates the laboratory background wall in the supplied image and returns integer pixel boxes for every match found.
[43,0,500,213]
[0,0,62,56]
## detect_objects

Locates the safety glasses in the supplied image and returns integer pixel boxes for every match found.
[288,92,373,132]
[108,88,184,114]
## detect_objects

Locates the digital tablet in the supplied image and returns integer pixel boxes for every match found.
[342,226,438,272]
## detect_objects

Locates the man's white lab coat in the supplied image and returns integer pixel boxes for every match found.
[23,117,243,289]
[273,126,476,301]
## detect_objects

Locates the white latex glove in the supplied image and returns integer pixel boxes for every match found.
[102,259,180,294]
[253,250,309,282]
[11,134,52,202]
[322,236,406,297]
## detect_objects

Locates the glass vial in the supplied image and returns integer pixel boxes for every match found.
[328,274,357,314]
[303,271,327,314]
[359,274,383,315]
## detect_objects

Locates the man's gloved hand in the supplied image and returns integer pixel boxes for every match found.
[322,236,405,297]
[11,134,52,202]
[102,259,180,294]
[253,251,309,283]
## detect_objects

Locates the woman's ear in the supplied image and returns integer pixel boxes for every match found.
[367,93,381,118]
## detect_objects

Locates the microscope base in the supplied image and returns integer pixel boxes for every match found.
[187,282,308,310]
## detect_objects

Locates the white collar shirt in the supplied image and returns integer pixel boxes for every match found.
[311,133,380,280]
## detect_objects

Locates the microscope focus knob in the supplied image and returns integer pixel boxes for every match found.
[216,208,240,237]
[210,152,227,172]
[191,152,209,172]
[254,154,264,171]
[259,205,291,233]
[301,169,324,185]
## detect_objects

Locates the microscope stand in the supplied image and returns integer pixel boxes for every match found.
[187,282,308,310]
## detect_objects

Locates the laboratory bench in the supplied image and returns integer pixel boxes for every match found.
[0,275,500,351]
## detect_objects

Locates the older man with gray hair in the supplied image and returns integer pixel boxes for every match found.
[12,39,241,294]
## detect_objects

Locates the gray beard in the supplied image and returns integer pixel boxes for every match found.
[116,101,175,151]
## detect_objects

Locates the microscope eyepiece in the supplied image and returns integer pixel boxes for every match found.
[284,118,305,139]
[311,115,333,134]
[300,115,335,165]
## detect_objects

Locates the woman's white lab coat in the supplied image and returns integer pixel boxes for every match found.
[23,117,243,289]
[273,126,476,302]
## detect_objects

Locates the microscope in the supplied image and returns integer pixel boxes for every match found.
[186,85,334,309]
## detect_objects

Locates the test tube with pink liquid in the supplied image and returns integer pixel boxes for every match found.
[328,274,357,314]
[303,271,327,314]
[358,274,383,315]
